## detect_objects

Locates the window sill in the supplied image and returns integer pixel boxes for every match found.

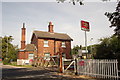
[44,46,49,47]
[61,46,66,48]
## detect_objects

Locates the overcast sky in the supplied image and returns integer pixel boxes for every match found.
[1,1,118,48]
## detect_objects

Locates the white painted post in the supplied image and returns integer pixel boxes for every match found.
[112,60,114,79]
[62,57,64,73]
[100,60,102,78]
[103,60,106,78]
[116,60,119,80]
[74,59,76,73]
[108,59,109,79]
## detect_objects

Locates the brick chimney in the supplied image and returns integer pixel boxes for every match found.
[48,22,54,33]
[21,23,26,49]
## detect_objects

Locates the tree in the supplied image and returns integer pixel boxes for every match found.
[104,1,120,68]
[57,0,111,5]
[71,45,80,54]
[95,36,120,59]
[105,1,120,37]
[1,36,18,64]
[0,37,2,59]
[57,0,84,5]
[94,36,120,69]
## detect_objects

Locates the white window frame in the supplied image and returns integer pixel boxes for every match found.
[44,53,50,60]
[44,40,49,47]
[61,41,66,47]
[62,53,66,59]
[28,53,34,60]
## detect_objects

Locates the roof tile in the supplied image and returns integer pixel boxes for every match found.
[33,31,73,41]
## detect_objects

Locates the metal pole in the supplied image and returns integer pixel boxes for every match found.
[85,31,87,51]
[90,38,93,53]
[85,31,87,56]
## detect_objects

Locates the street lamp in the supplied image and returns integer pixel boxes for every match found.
[90,38,93,53]
[90,38,93,58]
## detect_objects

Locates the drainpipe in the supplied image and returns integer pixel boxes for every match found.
[54,39,56,55]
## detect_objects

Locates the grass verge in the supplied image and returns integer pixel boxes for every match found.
[8,62,33,68]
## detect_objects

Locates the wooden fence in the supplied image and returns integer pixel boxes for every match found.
[62,58,75,73]
[33,56,119,79]
[77,59,119,80]
[34,56,59,67]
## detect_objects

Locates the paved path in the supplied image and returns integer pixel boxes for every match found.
[1,65,97,80]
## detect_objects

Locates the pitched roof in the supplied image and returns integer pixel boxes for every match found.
[33,31,73,41]
[25,44,36,51]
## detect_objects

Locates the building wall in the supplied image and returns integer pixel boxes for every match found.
[18,51,25,59]
[18,37,71,60]
[55,40,71,58]
[36,38,71,59]
[18,51,35,59]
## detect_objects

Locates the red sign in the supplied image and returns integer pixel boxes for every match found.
[81,20,90,31]
[29,59,33,62]
[79,61,84,66]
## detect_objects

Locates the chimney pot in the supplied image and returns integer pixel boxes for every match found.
[23,23,25,28]
[48,22,54,33]
[49,22,52,25]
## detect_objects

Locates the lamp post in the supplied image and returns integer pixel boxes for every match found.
[90,38,93,53]
[90,38,93,58]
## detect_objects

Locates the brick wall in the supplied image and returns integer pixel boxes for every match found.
[18,51,25,59]
[37,38,71,59]
[18,51,35,59]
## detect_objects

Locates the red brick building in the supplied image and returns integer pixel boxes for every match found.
[17,22,73,65]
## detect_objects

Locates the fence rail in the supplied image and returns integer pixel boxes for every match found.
[77,59,119,80]
[34,56,59,67]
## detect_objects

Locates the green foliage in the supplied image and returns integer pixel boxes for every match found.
[72,36,120,65]
[81,44,98,55]
[95,36,120,59]
[3,58,11,65]
[95,36,120,69]
[105,1,120,36]
[71,45,80,54]
[1,36,18,64]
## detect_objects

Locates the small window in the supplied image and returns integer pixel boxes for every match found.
[62,41,66,47]
[28,53,34,59]
[62,53,66,58]
[44,53,50,60]
[44,40,49,47]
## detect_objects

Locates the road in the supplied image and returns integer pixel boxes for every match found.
[1,65,96,80]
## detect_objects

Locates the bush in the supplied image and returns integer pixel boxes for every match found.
[11,62,17,66]
[3,58,11,65]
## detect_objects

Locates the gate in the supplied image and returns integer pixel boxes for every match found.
[62,58,76,73]
[77,59,119,80]
[34,56,59,67]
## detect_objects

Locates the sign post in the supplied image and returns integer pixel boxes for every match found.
[85,31,87,52]
[81,20,90,53]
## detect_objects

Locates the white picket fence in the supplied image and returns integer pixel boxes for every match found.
[77,59,119,80]
[17,59,29,65]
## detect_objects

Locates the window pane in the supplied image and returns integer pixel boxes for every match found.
[44,53,50,60]
[44,40,49,47]
[28,53,34,59]
[62,41,66,47]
